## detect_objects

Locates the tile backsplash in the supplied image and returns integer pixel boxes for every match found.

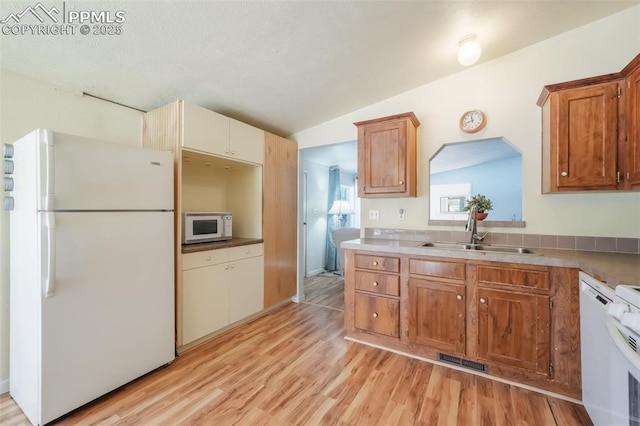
[364,228,640,254]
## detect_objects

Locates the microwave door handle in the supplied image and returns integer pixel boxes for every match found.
[606,320,640,367]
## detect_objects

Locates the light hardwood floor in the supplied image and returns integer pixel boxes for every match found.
[0,275,592,425]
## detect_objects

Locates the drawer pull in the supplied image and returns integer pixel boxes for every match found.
[373,281,379,287]
[456,294,463,300]
[399,180,404,185]
[373,261,379,266]
[372,312,379,318]
[480,297,487,304]
[206,256,211,261]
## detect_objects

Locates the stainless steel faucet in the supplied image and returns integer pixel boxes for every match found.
[465,205,486,245]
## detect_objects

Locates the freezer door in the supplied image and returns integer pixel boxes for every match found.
[33,129,173,211]
[40,211,174,424]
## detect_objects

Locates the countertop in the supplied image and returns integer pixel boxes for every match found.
[182,237,264,254]
[342,238,640,288]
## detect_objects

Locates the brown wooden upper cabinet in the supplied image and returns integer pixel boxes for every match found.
[354,112,420,198]
[538,53,640,192]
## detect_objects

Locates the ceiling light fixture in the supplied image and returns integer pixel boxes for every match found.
[457,34,482,66]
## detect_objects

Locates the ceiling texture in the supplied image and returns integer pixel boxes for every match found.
[0,1,637,137]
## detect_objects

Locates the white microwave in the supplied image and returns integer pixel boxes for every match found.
[182,212,232,244]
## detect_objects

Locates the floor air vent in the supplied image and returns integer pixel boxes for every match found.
[438,353,488,373]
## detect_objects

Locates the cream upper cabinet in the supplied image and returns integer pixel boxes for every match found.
[230,118,264,165]
[180,101,263,165]
[181,101,230,156]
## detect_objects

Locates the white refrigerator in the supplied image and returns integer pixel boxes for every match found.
[8,129,175,425]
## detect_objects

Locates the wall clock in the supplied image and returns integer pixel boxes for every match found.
[459,109,486,133]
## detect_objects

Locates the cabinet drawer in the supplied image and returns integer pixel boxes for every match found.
[354,293,399,338]
[477,265,549,291]
[354,254,400,273]
[228,243,263,261]
[182,249,228,270]
[355,271,400,296]
[409,258,465,280]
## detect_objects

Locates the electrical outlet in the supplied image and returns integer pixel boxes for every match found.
[398,208,405,220]
[369,209,380,220]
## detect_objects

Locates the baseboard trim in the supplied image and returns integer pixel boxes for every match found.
[306,268,323,277]
[0,378,9,394]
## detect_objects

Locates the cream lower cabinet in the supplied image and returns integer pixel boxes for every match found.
[228,245,264,323]
[182,243,264,346]
[182,263,229,344]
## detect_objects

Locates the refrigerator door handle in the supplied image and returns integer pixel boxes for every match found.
[45,212,56,298]
[41,129,55,211]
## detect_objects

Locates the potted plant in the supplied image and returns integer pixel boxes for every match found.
[464,194,493,220]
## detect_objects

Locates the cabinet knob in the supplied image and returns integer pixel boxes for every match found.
[372,312,379,318]
[480,297,486,304]
[373,261,378,266]
[230,264,235,269]
[399,180,404,185]
[373,281,379,287]
[206,256,211,261]
[456,294,463,300]
[561,171,568,177]
[225,150,229,154]
[231,151,236,156]
[225,265,229,270]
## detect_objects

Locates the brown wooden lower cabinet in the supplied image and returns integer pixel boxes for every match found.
[408,278,466,355]
[354,293,400,338]
[344,249,581,399]
[476,288,550,375]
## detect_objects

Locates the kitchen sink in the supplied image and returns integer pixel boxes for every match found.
[419,242,534,254]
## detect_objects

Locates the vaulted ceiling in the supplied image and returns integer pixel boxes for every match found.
[1,1,636,136]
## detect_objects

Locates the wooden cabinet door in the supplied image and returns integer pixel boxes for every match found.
[181,101,230,156]
[228,255,264,323]
[627,65,640,188]
[553,82,619,190]
[181,264,229,344]
[477,288,550,376]
[230,118,264,165]
[354,293,400,338]
[360,119,408,196]
[356,113,418,198]
[263,133,297,307]
[408,278,465,355]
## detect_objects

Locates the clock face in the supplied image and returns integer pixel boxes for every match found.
[460,110,486,133]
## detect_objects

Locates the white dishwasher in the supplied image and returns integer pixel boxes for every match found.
[580,271,615,426]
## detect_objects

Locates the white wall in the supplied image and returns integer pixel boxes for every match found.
[292,7,640,238]
[0,70,143,392]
